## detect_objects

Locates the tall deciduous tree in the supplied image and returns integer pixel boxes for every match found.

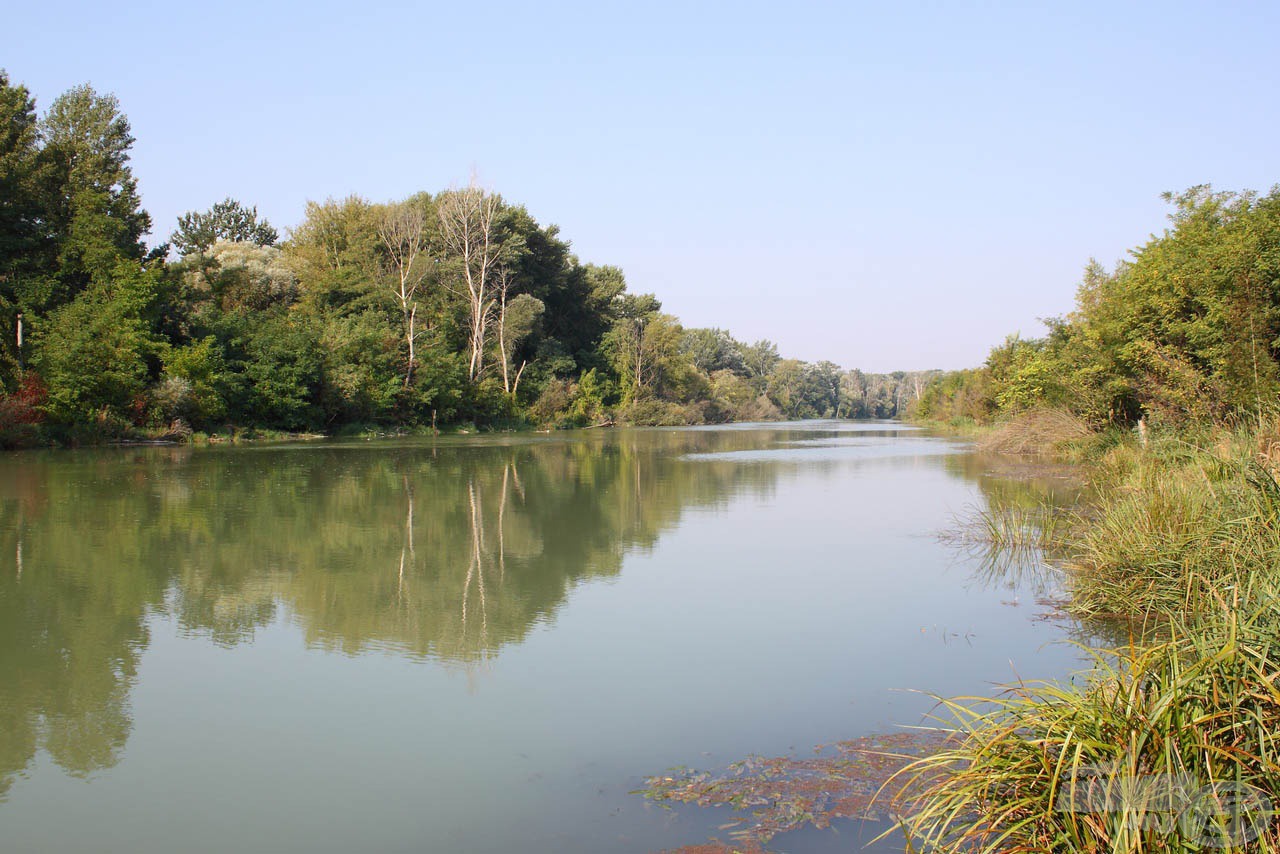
[495,272,543,396]
[0,71,41,291]
[601,293,683,403]
[740,339,781,384]
[0,71,42,386]
[682,327,745,374]
[36,260,164,424]
[286,195,381,313]
[438,182,514,382]
[39,85,150,301]
[377,197,432,386]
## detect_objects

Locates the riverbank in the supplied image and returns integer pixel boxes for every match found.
[897,414,1280,851]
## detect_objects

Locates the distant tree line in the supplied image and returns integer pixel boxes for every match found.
[0,70,931,446]
[911,186,1280,428]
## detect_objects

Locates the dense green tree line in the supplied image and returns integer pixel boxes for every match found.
[913,185,1280,427]
[0,72,928,446]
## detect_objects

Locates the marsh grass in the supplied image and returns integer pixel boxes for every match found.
[963,424,1280,622]
[896,422,1280,852]
[978,504,1068,552]
[887,599,1280,853]
[1065,434,1280,620]
[946,503,1063,553]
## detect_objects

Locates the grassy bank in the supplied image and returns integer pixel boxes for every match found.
[891,413,1280,852]
[895,604,1280,852]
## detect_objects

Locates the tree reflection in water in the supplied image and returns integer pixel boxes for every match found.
[0,427,807,794]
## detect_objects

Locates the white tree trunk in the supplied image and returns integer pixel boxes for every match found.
[439,181,506,383]
[377,202,430,387]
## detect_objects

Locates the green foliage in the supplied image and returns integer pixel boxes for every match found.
[1061,430,1280,619]
[185,241,298,313]
[505,213,615,367]
[1,70,927,443]
[910,367,994,422]
[765,358,807,417]
[396,339,466,424]
[600,301,687,404]
[527,368,614,428]
[243,316,324,431]
[316,311,401,424]
[35,260,163,425]
[171,198,278,257]
[569,368,610,423]
[706,369,757,420]
[0,70,42,303]
[740,338,780,381]
[528,378,576,427]
[39,84,150,300]
[161,337,237,426]
[619,397,696,426]
[682,327,745,374]
[286,195,383,312]
[462,376,519,425]
[918,185,1280,429]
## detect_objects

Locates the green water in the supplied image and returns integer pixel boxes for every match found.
[0,422,1085,853]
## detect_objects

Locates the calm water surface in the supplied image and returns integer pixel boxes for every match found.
[0,422,1086,852]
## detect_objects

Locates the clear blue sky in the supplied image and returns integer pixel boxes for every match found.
[4,1,1277,371]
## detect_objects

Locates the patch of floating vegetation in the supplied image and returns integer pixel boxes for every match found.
[640,731,952,850]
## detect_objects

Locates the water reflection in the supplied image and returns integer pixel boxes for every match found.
[0,423,1083,817]
[0,427,855,794]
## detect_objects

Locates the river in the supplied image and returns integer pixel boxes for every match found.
[0,421,1087,852]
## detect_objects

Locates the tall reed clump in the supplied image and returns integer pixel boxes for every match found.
[1064,432,1280,620]
[958,502,1068,555]
[890,599,1280,853]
